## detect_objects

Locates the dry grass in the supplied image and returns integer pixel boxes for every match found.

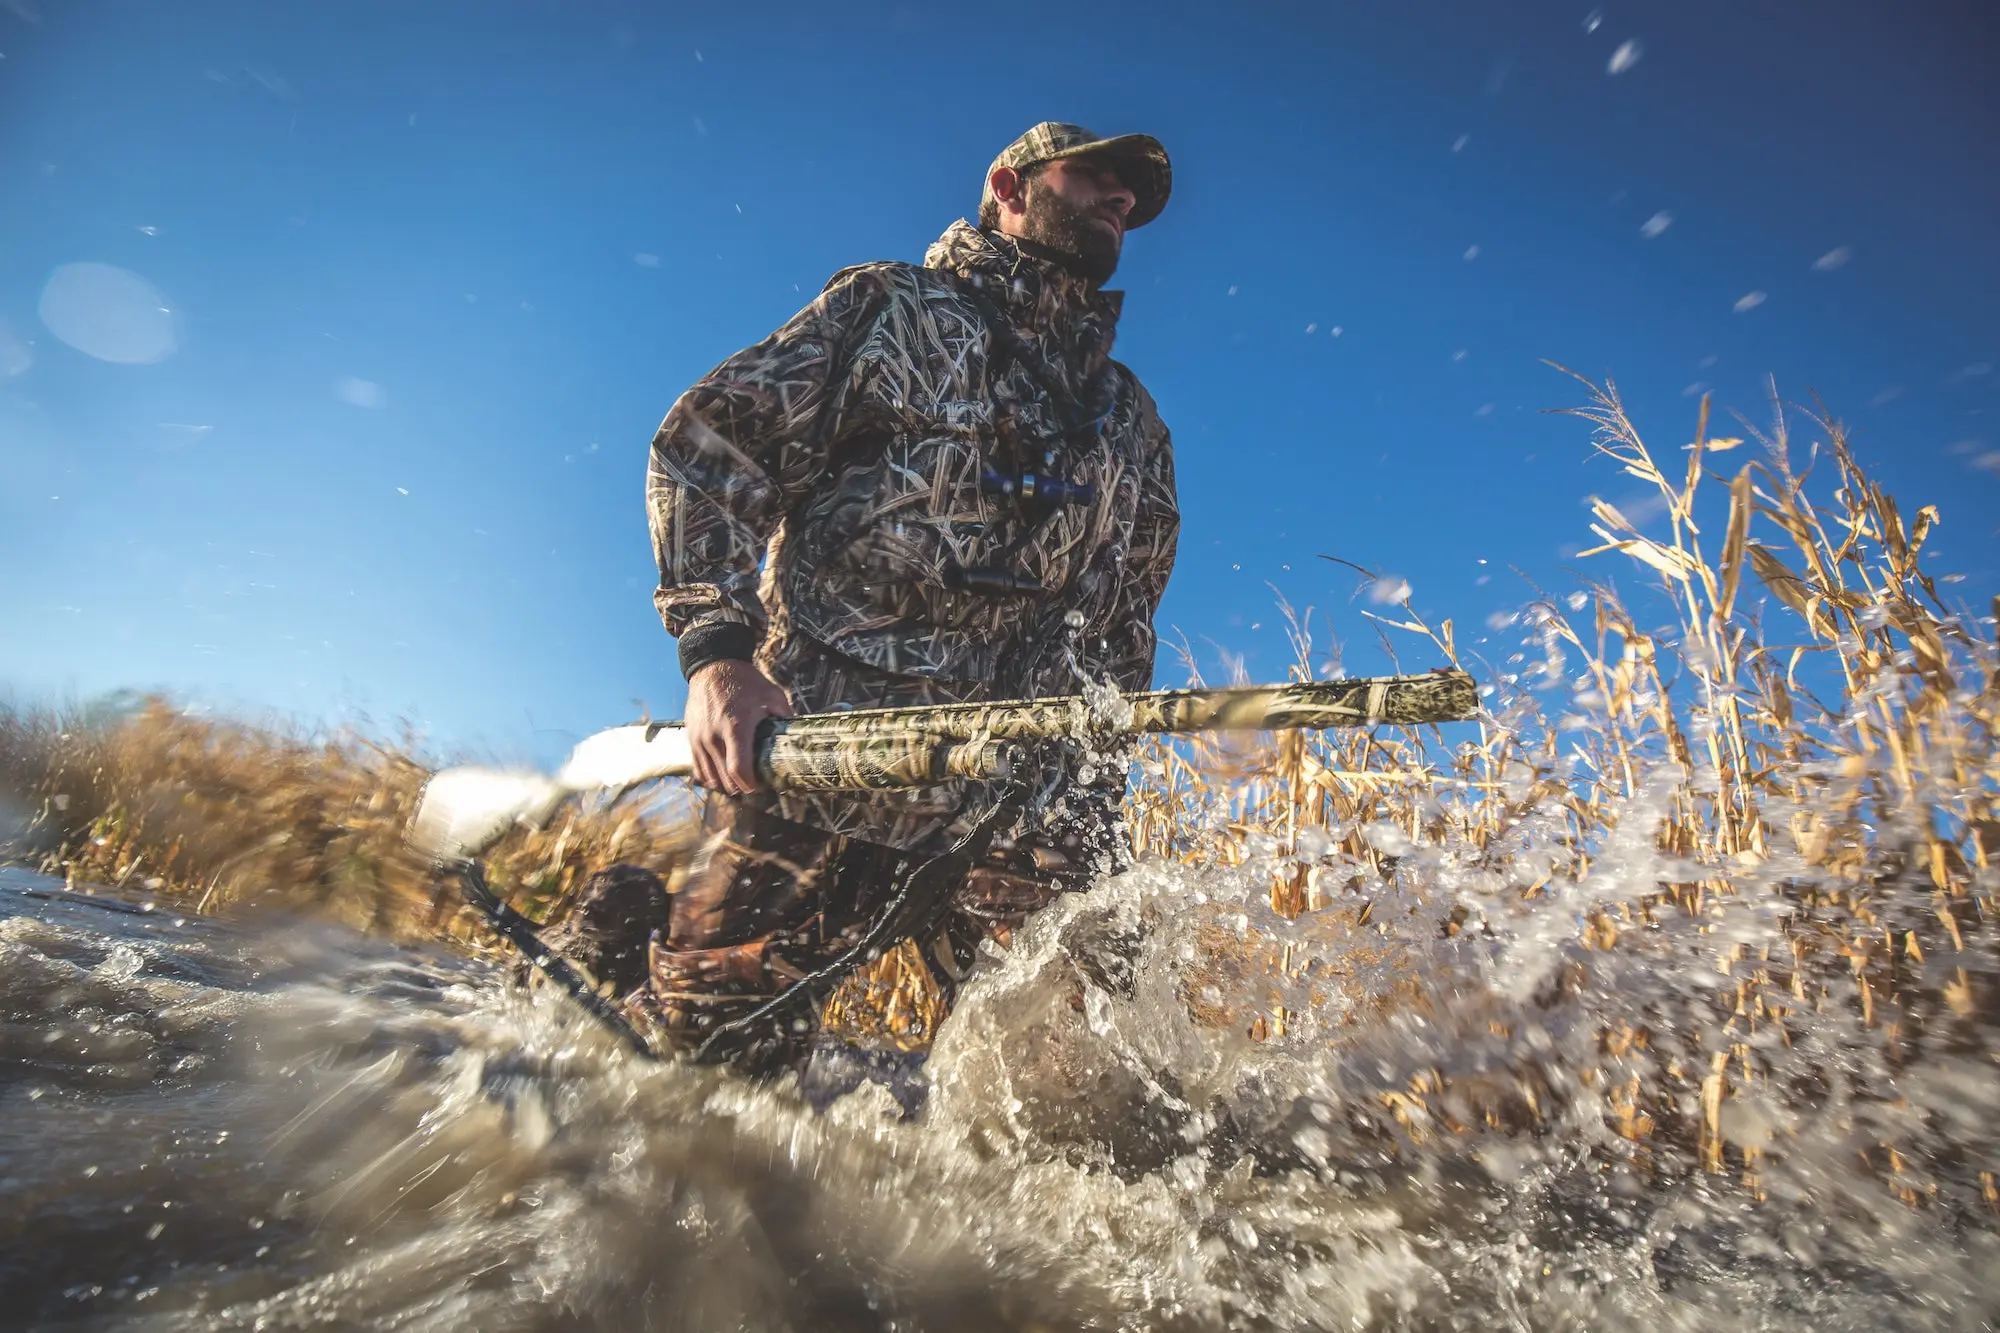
[3,375,1994,1208]
[0,702,694,948]
[1121,373,1997,1202]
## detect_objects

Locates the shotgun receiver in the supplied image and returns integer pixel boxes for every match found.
[410,669,1478,864]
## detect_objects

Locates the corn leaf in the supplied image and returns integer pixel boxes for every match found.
[1719,469,1753,620]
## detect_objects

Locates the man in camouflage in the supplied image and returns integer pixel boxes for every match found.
[562,123,1180,1068]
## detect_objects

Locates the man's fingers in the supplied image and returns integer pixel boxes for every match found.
[740,712,769,790]
[697,727,731,791]
[722,717,754,794]
[686,664,787,793]
[704,726,728,793]
[691,733,721,791]
[724,728,748,788]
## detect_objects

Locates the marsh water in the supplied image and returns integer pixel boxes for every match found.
[4,837,1997,1332]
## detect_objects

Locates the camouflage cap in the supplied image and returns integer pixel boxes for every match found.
[981,122,1173,230]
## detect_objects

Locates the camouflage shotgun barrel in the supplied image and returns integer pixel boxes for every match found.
[756,668,1478,790]
[408,669,1482,864]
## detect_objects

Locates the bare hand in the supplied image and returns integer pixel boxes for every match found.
[685,660,793,794]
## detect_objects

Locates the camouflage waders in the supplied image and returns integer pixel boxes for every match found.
[558,792,1088,1071]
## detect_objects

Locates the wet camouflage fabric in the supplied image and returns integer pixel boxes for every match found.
[540,863,673,997]
[579,795,1082,1069]
[648,220,1180,851]
[642,796,912,1070]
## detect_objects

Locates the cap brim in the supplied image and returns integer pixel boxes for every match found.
[1042,133,1173,229]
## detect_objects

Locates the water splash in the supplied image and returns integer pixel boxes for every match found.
[7,798,1998,1332]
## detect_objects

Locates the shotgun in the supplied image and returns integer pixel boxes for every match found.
[410,669,1478,865]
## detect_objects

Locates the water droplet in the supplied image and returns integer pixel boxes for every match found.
[337,377,385,408]
[39,263,177,364]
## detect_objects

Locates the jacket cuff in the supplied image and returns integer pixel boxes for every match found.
[678,620,761,680]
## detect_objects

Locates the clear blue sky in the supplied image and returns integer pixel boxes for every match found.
[3,0,1995,763]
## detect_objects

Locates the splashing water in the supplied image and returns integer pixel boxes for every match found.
[6,784,1996,1333]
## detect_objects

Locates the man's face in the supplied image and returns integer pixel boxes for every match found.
[1002,155,1137,285]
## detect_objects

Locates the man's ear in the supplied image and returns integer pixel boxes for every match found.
[988,165,1027,216]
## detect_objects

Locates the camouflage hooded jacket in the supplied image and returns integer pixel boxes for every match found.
[647,221,1180,845]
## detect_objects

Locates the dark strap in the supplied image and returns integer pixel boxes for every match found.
[453,860,658,1057]
[690,779,1032,1066]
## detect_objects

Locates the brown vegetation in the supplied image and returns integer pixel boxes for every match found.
[3,377,1994,1205]
[0,704,693,948]
[1122,375,1997,1201]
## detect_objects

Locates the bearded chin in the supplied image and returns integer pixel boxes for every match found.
[1023,190,1122,286]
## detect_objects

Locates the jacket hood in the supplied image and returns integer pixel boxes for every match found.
[925,221,1122,324]
[923,220,1123,390]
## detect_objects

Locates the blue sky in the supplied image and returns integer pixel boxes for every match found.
[3,0,1995,763]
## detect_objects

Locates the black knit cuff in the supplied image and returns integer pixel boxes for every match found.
[677,621,760,681]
